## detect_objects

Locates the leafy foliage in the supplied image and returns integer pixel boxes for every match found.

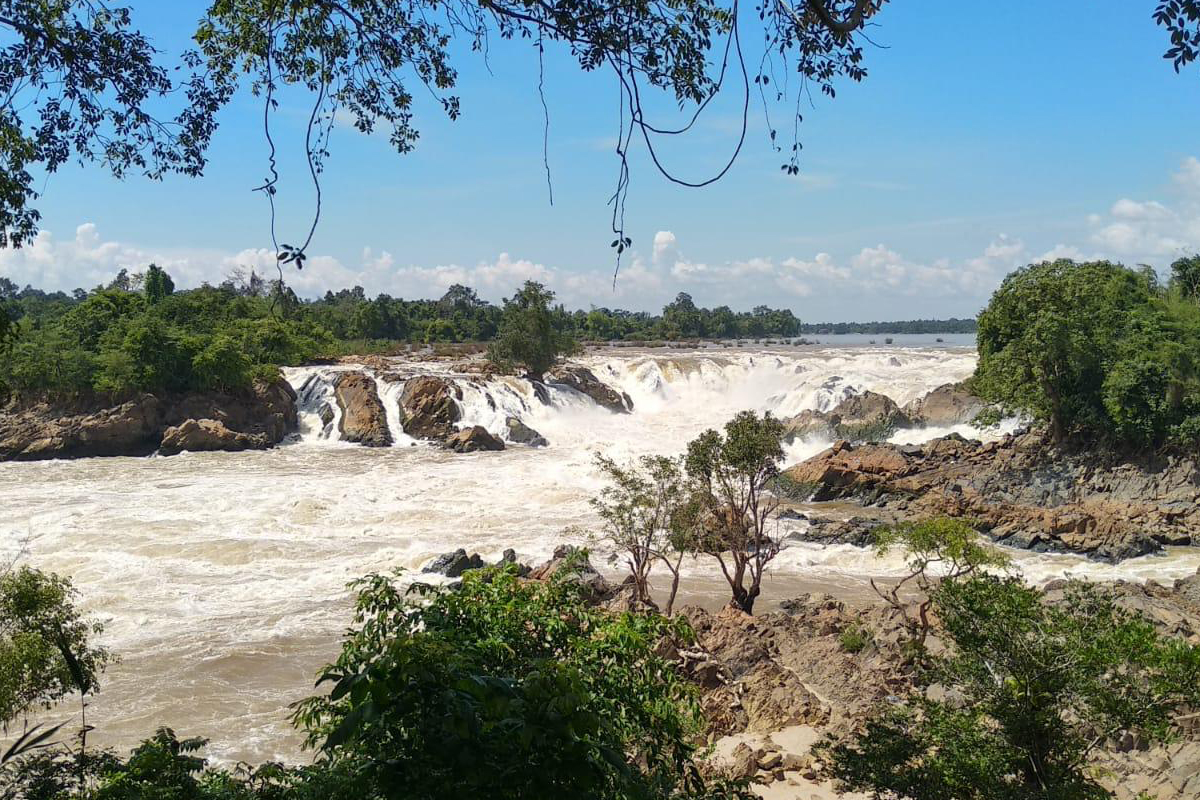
[870,517,1010,650]
[974,259,1200,447]
[680,411,786,613]
[486,281,579,379]
[0,2,225,248]
[590,453,695,614]
[823,575,1200,800]
[289,566,751,800]
[0,567,110,727]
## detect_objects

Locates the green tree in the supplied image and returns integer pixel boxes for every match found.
[0,567,111,726]
[290,566,751,800]
[142,265,175,305]
[823,575,1200,800]
[680,411,786,613]
[974,260,1159,442]
[590,454,693,615]
[487,281,579,380]
[870,517,1010,651]
[1170,254,1200,298]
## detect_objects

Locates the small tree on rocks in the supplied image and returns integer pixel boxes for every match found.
[680,411,786,614]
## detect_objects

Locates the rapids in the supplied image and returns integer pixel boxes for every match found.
[3,340,1199,763]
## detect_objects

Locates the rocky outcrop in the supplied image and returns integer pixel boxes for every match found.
[528,544,613,601]
[785,390,910,442]
[334,372,391,447]
[692,583,1200,799]
[547,365,633,414]
[422,547,532,579]
[399,375,461,440]
[0,378,299,461]
[783,432,1200,561]
[902,382,987,427]
[0,394,163,460]
[505,416,548,447]
[159,419,271,455]
[444,425,505,453]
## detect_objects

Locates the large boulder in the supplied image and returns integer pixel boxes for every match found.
[546,365,632,414]
[422,548,486,578]
[159,418,271,456]
[444,425,505,453]
[784,390,910,442]
[169,377,298,444]
[505,416,548,447]
[399,375,461,440]
[903,383,987,427]
[334,372,392,447]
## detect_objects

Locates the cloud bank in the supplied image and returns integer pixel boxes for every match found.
[4,158,1199,318]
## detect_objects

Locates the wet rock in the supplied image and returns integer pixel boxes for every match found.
[423,548,486,578]
[547,365,632,413]
[159,418,270,455]
[903,382,988,427]
[423,548,532,578]
[784,390,911,443]
[334,372,392,447]
[399,375,461,440]
[505,416,548,447]
[318,403,334,428]
[444,425,505,453]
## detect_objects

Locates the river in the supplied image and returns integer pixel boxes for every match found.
[3,338,1199,763]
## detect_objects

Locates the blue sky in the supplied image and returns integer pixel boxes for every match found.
[2,1,1199,320]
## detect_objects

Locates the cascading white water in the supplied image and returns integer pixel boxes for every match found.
[3,342,1198,765]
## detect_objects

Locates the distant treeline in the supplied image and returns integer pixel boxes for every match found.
[0,270,820,400]
[800,318,977,335]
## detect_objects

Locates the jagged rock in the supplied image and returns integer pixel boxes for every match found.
[334,372,392,447]
[0,377,299,461]
[784,390,911,443]
[903,382,988,427]
[444,425,505,452]
[158,418,270,455]
[399,375,461,440]
[422,547,532,578]
[505,416,548,447]
[422,548,486,578]
[547,365,632,413]
[783,433,1200,562]
[529,544,612,601]
[318,403,334,428]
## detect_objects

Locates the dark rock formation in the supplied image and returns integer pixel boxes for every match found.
[422,547,532,578]
[547,365,632,413]
[333,372,392,447]
[505,416,548,447]
[785,390,911,443]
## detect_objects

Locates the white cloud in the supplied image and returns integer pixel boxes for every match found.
[652,230,677,263]
[1086,157,1200,260]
